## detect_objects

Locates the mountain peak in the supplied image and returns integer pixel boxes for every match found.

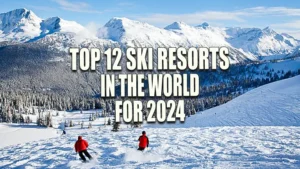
[0,8,38,19]
[105,17,140,27]
[5,8,27,14]
[197,22,210,29]
[41,16,84,34]
[164,21,189,30]
[262,26,276,34]
[0,8,42,41]
[101,17,159,41]
[0,8,84,42]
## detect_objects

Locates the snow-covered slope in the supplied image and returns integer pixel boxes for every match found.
[226,27,299,57]
[99,17,185,47]
[0,124,59,148]
[1,111,300,168]
[157,75,300,127]
[288,46,300,58]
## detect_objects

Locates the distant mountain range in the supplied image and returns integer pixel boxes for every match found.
[0,8,299,96]
[1,8,299,59]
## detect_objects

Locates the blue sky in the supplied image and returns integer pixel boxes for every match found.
[1,0,300,38]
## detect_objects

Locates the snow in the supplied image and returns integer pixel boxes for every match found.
[0,124,59,148]
[41,17,84,34]
[98,18,255,63]
[1,125,300,168]
[1,77,300,168]
[1,8,299,63]
[1,8,300,168]
[0,8,84,42]
[0,8,42,42]
[147,75,300,128]
[226,27,299,57]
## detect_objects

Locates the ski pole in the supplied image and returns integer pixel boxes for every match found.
[89,148,98,155]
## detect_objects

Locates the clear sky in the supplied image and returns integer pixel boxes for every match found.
[1,0,300,38]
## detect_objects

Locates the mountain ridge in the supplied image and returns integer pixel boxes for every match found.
[0,8,299,59]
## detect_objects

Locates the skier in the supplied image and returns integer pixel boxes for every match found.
[138,131,149,151]
[74,136,92,162]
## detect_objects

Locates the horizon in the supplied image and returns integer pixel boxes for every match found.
[0,0,300,38]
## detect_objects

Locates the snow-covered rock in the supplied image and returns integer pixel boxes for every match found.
[41,17,84,34]
[226,27,299,57]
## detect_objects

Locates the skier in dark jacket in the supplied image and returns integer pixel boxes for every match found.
[74,136,92,162]
[138,131,149,151]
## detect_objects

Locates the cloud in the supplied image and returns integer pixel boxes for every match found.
[271,20,300,39]
[53,0,102,14]
[271,20,300,29]
[137,11,245,25]
[117,2,136,7]
[242,7,300,16]
[287,31,300,39]
[74,22,101,43]
[135,6,300,25]
[276,29,300,39]
[25,5,56,11]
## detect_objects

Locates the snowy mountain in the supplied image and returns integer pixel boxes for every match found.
[41,17,84,35]
[0,8,84,42]
[100,17,186,47]
[99,18,256,63]
[0,8,299,61]
[0,8,42,42]
[226,27,299,57]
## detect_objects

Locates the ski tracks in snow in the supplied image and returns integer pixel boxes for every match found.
[1,127,300,168]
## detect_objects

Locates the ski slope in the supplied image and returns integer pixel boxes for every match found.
[147,75,300,128]
[1,76,300,168]
[0,124,59,148]
[1,124,300,168]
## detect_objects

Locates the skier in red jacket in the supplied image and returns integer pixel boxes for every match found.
[74,136,92,162]
[138,131,149,151]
